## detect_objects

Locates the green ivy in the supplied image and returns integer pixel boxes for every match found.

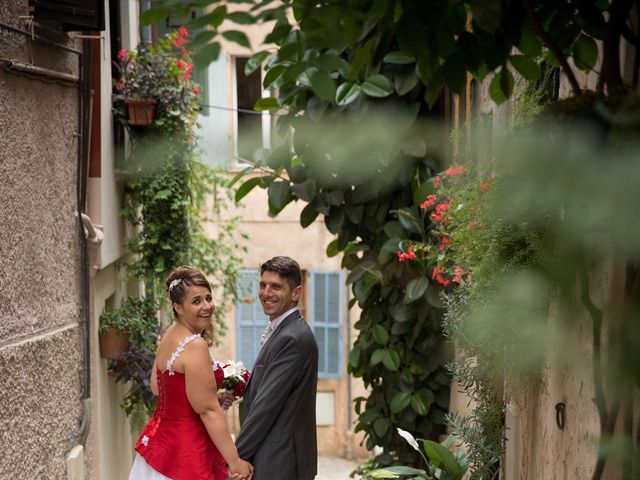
[105,31,245,420]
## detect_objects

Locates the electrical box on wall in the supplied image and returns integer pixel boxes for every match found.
[31,0,104,32]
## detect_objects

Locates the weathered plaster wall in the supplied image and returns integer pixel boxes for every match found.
[0,4,84,478]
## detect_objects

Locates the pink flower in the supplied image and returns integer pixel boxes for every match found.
[433,176,441,188]
[179,26,188,38]
[452,267,464,284]
[420,194,437,210]
[116,79,126,91]
[444,165,465,177]
[117,48,129,61]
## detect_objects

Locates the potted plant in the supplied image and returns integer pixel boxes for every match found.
[98,297,157,360]
[113,26,201,127]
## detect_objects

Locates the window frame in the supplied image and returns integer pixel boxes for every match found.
[231,55,271,169]
[308,270,344,379]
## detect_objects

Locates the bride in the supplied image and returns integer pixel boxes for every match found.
[129,266,253,480]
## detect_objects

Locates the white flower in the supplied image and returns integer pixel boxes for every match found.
[141,435,149,446]
[397,428,420,452]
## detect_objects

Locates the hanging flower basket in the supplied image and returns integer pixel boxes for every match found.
[99,327,130,359]
[125,98,157,126]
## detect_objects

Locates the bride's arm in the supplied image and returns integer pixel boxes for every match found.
[150,357,158,396]
[183,339,253,479]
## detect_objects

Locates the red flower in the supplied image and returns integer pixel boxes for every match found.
[213,362,224,387]
[444,164,465,177]
[439,236,451,251]
[117,48,129,61]
[179,26,188,38]
[233,382,246,397]
[176,59,185,69]
[397,244,416,262]
[481,179,493,192]
[420,194,437,210]
[193,87,200,95]
[432,266,440,279]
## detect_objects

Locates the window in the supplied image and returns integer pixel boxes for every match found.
[235,269,344,378]
[233,57,270,163]
[235,270,269,370]
[32,0,105,31]
[309,271,343,378]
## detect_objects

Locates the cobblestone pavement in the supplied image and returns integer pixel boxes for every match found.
[316,456,361,480]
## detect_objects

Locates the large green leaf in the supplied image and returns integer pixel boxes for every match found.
[374,417,392,437]
[193,43,221,68]
[422,440,463,480]
[336,82,362,105]
[489,68,514,105]
[310,71,337,102]
[222,30,251,48]
[382,349,401,370]
[140,8,168,25]
[509,55,541,81]
[291,179,317,202]
[268,180,292,211]
[390,391,412,413]
[245,50,270,75]
[383,51,416,64]
[300,203,319,227]
[573,34,598,71]
[411,393,430,415]
[404,277,430,304]
[263,65,286,89]
[366,470,400,479]
[226,11,254,24]
[235,176,262,203]
[396,207,423,234]
[362,74,394,98]
[254,97,280,112]
[372,324,390,345]
[371,348,386,366]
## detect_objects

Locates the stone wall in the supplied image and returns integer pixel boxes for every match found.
[0,3,85,478]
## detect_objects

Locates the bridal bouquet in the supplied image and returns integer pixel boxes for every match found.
[213,360,250,398]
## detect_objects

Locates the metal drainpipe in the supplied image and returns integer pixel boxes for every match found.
[75,36,93,447]
[0,20,92,447]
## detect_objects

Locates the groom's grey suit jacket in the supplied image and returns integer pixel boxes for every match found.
[236,310,318,480]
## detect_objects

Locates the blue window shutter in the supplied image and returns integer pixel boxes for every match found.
[235,270,267,370]
[310,271,343,378]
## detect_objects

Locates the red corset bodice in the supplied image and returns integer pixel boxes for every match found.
[134,369,228,480]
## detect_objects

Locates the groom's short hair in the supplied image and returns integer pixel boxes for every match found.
[260,256,302,289]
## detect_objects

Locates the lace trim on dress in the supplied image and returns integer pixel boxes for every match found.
[166,334,201,375]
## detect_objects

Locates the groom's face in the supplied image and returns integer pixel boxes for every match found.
[259,271,302,320]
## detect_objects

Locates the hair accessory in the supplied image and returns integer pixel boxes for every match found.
[168,278,182,292]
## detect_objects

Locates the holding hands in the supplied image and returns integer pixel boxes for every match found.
[229,458,254,480]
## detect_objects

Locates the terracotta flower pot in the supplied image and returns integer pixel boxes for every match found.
[125,98,157,126]
[99,327,130,360]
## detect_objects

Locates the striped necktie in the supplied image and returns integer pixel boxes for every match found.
[260,323,274,346]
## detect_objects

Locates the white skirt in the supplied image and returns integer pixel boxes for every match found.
[129,453,172,480]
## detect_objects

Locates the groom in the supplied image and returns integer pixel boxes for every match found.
[235,256,318,480]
